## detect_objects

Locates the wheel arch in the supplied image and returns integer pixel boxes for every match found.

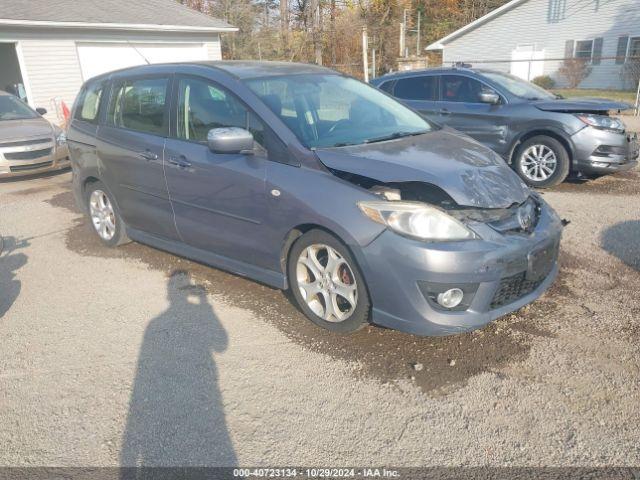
[280,223,370,295]
[509,129,575,171]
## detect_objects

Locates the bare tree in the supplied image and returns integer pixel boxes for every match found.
[558,58,592,88]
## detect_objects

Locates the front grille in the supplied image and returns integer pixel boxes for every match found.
[490,272,544,310]
[4,148,52,161]
[9,160,53,172]
[0,138,51,148]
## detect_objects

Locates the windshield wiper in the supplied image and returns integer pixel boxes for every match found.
[364,130,428,144]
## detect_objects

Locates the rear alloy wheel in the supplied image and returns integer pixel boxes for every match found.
[515,136,570,188]
[288,230,370,333]
[85,181,130,247]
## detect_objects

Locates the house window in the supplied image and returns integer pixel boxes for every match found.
[628,37,640,59]
[574,40,594,60]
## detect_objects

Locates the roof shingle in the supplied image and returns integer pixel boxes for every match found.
[0,0,235,30]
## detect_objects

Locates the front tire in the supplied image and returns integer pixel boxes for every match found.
[514,135,570,188]
[288,230,370,334]
[85,181,130,247]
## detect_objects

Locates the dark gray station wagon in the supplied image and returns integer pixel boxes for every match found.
[68,61,562,336]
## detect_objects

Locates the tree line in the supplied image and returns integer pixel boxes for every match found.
[178,0,509,77]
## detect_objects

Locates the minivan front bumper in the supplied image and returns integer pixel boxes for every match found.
[572,127,639,175]
[354,201,563,336]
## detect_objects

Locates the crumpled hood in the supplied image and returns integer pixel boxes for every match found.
[533,98,631,113]
[316,129,530,209]
[0,118,54,143]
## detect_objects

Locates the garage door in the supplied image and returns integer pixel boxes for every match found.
[76,42,209,81]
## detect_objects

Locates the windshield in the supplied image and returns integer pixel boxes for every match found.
[0,95,38,121]
[481,71,556,100]
[245,74,431,148]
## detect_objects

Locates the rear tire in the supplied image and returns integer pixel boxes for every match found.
[514,135,570,188]
[85,181,130,247]
[288,230,370,334]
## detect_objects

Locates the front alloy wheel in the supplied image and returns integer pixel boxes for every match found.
[520,144,557,182]
[296,244,358,322]
[288,230,370,333]
[514,135,570,188]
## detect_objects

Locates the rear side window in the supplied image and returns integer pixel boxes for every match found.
[75,82,104,123]
[108,77,168,136]
[378,81,395,94]
[395,76,438,101]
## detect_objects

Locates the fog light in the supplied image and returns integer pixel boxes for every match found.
[437,288,464,308]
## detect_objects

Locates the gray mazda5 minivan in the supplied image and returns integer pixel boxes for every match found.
[68,61,563,336]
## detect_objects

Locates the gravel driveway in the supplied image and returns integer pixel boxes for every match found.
[0,168,638,469]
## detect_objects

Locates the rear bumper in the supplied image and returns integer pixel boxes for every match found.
[0,145,70,179]
[572,127,639,174]
[352,202,563,336]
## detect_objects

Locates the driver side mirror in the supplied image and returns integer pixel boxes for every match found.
[207,127,254,154]
[479,91,500,105]
[36,107,47,115]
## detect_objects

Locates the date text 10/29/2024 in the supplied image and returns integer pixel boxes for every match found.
[233,468,400,478]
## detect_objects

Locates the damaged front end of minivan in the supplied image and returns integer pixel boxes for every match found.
[315,129,563,335]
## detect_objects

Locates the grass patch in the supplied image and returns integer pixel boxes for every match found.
[551,88,637,105]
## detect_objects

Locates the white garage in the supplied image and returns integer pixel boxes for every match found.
[0,0,236,124]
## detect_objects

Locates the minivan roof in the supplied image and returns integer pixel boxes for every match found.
[85,60,337,83]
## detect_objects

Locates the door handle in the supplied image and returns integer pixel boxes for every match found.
[168,155,192,169]
[139,150,159,161]
[439,108,451,115]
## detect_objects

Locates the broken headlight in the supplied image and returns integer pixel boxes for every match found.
[576,114,625,133]
[358,201,476,241]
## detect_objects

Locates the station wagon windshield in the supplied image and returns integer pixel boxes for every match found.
[0,95,38,121]
[246,74,431,148]
[481,71,556,100]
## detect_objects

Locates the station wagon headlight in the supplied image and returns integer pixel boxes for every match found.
[576,114,625,133]
[358,201,475,241]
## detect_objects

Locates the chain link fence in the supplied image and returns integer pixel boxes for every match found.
[434,56,640,115]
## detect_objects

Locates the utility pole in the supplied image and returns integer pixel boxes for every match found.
[416,10,421,56]
[372,47,376,79]
[311,0,322,65]
[362,26,369,83]
[399,21,405,57]
[403,9,408,58]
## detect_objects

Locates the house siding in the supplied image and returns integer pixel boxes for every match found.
[441,0,640,90]
[0,27,223,124]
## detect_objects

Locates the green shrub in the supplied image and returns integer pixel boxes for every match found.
[532,75,556,89]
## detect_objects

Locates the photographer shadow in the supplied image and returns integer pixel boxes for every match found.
[120,270,237,472]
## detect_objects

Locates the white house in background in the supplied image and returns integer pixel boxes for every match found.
[0,0,236,124]
[426,0,640,90]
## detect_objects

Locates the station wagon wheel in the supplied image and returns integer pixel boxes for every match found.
[288,230,370,333]
[521,145,557,182]
[514,135,570,188]
[85,181,130,247]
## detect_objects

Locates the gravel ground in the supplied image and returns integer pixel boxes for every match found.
[0,168,638,468]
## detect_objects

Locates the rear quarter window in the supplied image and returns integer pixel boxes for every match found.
[75,82,104,123]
